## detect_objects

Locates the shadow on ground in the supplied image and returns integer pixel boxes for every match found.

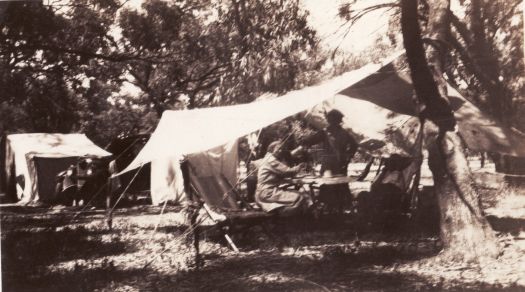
[149,245,524,292]
[1,227,134,291]
[3,265,158,292]
[487,215,525,234]
[0,204,183,230]
[2,188,525,292]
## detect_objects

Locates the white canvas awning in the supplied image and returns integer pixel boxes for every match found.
[118,52,525,176]
[117,60,387,175]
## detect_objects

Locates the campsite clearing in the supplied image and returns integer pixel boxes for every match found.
[2,173,525,291]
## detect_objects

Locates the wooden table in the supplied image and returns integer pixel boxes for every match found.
[283,175,357,214]
[286,175,356,186]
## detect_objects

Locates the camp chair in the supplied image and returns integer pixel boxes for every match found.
[357,122,425,231]
[186,163,275,254]
[356,154,422,232]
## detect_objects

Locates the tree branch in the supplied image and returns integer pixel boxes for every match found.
[400,0,455,131]
[449,11,472,46]
[22,44,152,63]
[490,1,522,39]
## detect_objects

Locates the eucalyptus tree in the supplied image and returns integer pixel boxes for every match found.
[337,0,523,262]
[1,0,323,144]
[117,0,321,112]
[400,0,500,262]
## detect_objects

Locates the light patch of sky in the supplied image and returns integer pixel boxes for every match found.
[118,81,141,97]
[301,0,394,54]
[108,24,123,43]
[116,0,393,54]
[124,0,145,11]
[81,77,91,88]
[450,0,466,18]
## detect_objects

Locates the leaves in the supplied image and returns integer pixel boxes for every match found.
[1,0,323,144]
[446,0,523,126]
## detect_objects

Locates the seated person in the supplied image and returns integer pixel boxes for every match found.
[255,141,313,216]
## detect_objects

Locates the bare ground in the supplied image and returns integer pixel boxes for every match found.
[2,165,525,291]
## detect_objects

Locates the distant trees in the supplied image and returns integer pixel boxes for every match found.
[0,0,324,143]
[0,1,134,142]
[446,0,523,127]
[338,0,524,130]
[117,0,322,111]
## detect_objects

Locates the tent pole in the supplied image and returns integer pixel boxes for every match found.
[106,177,113,230]
[107,164,144,230]
[202,203,239,252]
[188,204,202,269]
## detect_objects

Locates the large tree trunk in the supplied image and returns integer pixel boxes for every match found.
[401,0,499,262]
[426,128,499,261]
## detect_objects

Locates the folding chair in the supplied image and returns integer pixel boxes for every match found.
[186,165,275,255]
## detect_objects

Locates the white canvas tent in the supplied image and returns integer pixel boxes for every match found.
[107,136,238,206]
[5,133,111,204]
[117,53,525,200]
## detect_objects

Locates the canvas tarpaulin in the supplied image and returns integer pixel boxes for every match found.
[307,95,421,157]
[337,56,525,157]
[138,141,239,206]
[113,141,239,206]
[150,159,183,205]
[135,140,240,206]
[117,63,381,176]
[5,133,111,203]
[185,140,239,208]
[119,52,525,178]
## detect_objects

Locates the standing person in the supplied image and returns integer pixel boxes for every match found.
[255,141,313,216]
[300,109,358,213]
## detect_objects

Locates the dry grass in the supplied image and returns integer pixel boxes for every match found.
[484,185,525,218]
[2,200,525,291]
[2,176,525,291]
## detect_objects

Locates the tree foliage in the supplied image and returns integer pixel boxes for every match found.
[0,0,126,143]
[0,0,323,144]
[446,0,524,127]
[117,0,321,111]
[338,0,524,129]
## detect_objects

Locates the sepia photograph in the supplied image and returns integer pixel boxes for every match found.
[1,0,524,291]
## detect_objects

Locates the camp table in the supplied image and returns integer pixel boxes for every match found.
[282,175,357,195]
[286,175,356,186]
[282,175,357,215]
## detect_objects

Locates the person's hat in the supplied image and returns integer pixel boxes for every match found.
[325,109,344,123]
[267,141,283,154]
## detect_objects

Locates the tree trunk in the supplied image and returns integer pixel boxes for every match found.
[426,127,499,261]
[401,0,499,262]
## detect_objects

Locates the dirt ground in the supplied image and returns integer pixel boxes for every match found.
[2,166,525,291]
